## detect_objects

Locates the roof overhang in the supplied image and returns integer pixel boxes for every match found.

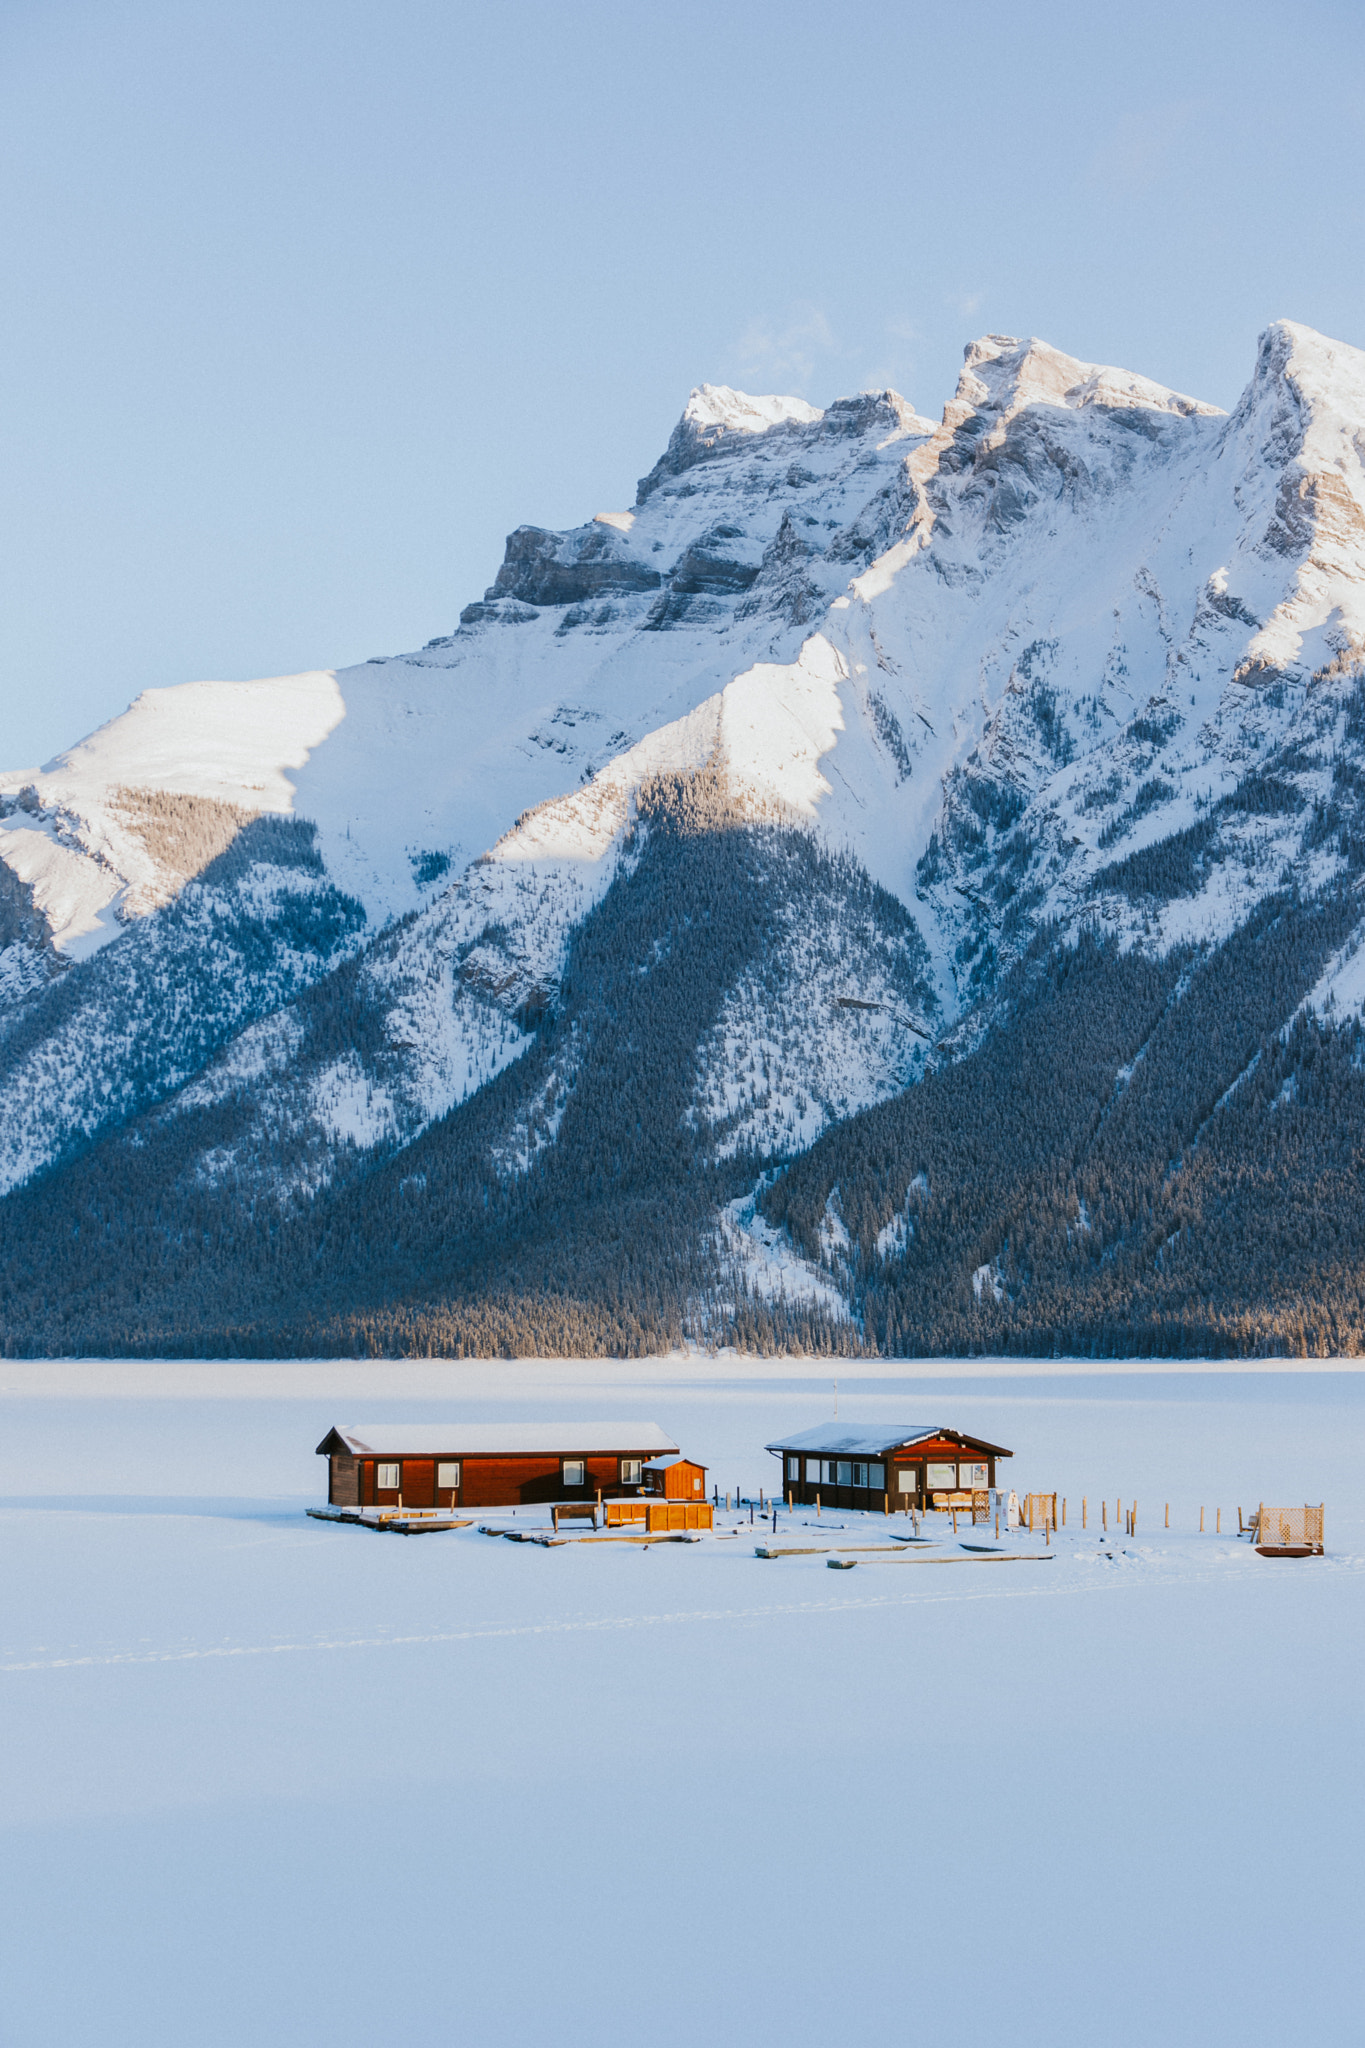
[764,1425,1012,1459]
[316,1423,681,1459]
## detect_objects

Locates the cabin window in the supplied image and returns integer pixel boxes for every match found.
[926,1462,956,1490]
[377,1462,400,1491]
[867,1462,885,1490]
[807,1458,825,1485]
[620,1459,643,1485]
[961,1461,988,1489]
[693,1474,703,1493]
[897,1467,918,1494]
[786,1457,800,1483]
[437,1461,460,1489]
[563,1459,586,1488]
[836,1460,852,1486]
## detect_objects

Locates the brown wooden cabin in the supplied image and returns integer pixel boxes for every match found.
[641,1455,708,1501]
[316,1422,683,1512]
[765,1423,1012,1512]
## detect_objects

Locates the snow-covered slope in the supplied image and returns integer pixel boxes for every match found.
[7,322,1365,1345]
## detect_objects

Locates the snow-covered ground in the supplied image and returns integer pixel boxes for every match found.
[1,1356,1361,2045]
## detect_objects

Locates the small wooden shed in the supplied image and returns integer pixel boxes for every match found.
[316,1422,681,1512]
[765,1423,1012,1511]
[641,1455,708,1501]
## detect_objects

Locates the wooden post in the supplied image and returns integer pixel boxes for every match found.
[1045,1521,1050,1546]
[995,1510,1000,1538]
[952,1507,958,1535]
[1028,1496,1034,1533]
[552,1505,559,1534]
[1132,1503,1137,1536]
[816,1493,821,1517]
[1102,1500,1107,1531]
[884,1492,889,1516]
[1216,1508,1221,1534]
[726,1492,730,1512]
[1165,1503,1169,1528]
[1082,1496,1087,1529]
[787,1490,793,1512]
[1200,1506,1205,1532]
[1062,1498,1066,1527]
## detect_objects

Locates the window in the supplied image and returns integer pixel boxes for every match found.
[562,1460,586,1488]
[897,1467,918,1494]
[377,1462,400,1491]
[961,1461,988,1489]
[620,1458,643,1486]
[693,1475,703,1493]
[808,1458,825,1486]
[437,1461,460,1490]
[926,1462,956,1490]
[867,1462,886,1490]
[786,1457,800,1483]
[836,1460,852,1486]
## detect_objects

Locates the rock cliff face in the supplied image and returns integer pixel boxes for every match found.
[5,321,1365,1357]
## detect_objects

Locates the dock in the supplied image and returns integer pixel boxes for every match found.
[306,1506,474,1535]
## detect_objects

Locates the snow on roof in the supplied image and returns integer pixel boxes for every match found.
[764,1423,1011,1457]
[318,1422,679,1458]
[643,1453,704,1471]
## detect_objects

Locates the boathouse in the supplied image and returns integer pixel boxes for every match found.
[765,1423,1012,1511]
[316,1422,681,1511]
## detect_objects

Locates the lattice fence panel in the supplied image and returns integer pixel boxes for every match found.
[1257,1502,1324,1552]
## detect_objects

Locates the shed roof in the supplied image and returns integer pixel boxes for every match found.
[317,1422,680,1459]
[764,1423,1011,1458]
[643,1454,706,1472]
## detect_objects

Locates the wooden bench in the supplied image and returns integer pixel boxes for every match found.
[551,1503,599,1532]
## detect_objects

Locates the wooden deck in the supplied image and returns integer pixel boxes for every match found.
[306,1507,474,1535]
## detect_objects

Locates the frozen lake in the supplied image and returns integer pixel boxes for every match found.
[2,1355,1361,2045]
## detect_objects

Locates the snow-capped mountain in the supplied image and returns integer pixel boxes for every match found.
[5,319,1365,1358]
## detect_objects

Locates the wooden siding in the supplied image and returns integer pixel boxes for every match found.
[356,1450,660,1510]
[329,1455,359,1507]
[605,1499,713,1530]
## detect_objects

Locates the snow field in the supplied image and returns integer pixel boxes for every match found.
[0,1359,1361,2046]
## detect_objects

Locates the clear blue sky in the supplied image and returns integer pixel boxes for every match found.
[2,0,1362,769]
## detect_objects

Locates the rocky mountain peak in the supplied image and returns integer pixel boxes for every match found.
[635,383,823,501]
[952,331,1220,427]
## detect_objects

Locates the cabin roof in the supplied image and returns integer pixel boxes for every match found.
[764,1423,1012,1459]
[317,1422,680,1459]
[643,1454,706,1472]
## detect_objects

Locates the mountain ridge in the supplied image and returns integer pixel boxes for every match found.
[4,318,1365,1357]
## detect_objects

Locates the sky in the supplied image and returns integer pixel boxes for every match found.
[1,0,1362,771]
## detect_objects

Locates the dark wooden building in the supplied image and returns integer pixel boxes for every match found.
[641,1455,708,1501]
[316,1422,681,1512]
[765,1423,1012,1511]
